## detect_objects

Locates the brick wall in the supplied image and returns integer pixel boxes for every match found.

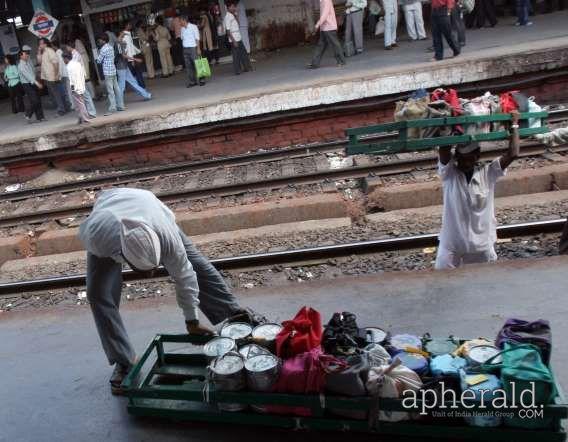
[6,74,568,182]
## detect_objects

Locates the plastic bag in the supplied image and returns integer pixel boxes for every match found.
[194,57,211,78]
[375,17,385,36]
[366,360,423,422]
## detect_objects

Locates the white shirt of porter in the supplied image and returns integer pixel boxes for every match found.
[438,158,505,254]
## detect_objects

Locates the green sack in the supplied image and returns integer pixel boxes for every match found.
[481,342,557,429]
[195,57,211,79]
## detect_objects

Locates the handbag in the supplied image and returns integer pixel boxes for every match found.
[495,318,551,364]
[276,306,322,359]
[479,343,557,429]
[268,347,344,416]
[322,311,366,356]
[194,57,211,79]
[326,352,371,419]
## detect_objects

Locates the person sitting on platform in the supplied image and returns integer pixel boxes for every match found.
[79,188,248,395]
[435,111,520,269]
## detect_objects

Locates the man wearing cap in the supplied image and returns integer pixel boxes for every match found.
[79,188,244,394]
[435,111,520,269]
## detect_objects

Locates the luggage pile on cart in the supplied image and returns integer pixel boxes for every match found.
[123,308,567,441]
[346,88,549,156]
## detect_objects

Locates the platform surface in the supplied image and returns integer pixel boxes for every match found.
[0,255,567,442]
[0,11,567,155]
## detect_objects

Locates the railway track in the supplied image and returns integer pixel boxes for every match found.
[3,107,568,204]
[0,218,563,296]
[0,138,566,230]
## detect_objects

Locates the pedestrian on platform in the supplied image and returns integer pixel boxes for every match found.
[515,0,533,26]
[237,0,252,58]
[79,188,248,394]
[154,16,175,77]
[71,36,97,101]
[18,48,45,123]
[224,2,253,75]
[38,37,70,116]
[62,51,91,125]
[136,21,156,80]
[122,22,145,89]
[180,15,205,87]
[199,9,217,63]
[211,3,226,65]
[367,0,382,38]
[344,0,367,55]
[170,12,185,70]
[96,34,125,115]
[54,41,74,112]
[3,54,25,114]
[382,0,399,49]
[63,42,96,118]
[401,0,427,41]
[451,0,466,47]
[116,33,152,101]
[435,112,520,269]
[307,0,346,68]
[430,0,460,61]
[471,0,497,28]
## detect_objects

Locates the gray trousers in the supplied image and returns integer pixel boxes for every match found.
[231,41,252,75]
[451,6,466,46]
[183,47,198,86]
[103,74,124,112]
[311,30,346,67]
[345,10,364,52]
[86,230,241,368]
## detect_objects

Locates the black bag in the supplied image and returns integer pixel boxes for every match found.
[323,311,366,356]
[326,352,371,419]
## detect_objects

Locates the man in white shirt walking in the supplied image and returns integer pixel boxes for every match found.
[224,2,252,75]
[180,15,205,87]
[435,112,520,269]
[62,51,91,124]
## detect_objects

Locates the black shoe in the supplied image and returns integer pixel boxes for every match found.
[199,80,205,86]
[186,82,197,88]
[110,363,132,396]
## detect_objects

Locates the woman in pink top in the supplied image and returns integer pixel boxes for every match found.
[307,0,346,69]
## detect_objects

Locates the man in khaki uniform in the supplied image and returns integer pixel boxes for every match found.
[136,21,155,79]
[38,37,70,115]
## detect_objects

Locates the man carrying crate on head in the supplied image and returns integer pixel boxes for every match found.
[79,188,249,395]
[435,111,520,269]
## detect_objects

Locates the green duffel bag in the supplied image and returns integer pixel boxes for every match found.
[480,342,557,429]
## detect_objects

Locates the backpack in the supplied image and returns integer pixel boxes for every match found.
[495,318,551,364]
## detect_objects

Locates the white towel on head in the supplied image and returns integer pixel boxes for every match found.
[120,218,161,270]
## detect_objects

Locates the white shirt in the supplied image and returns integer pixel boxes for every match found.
[224,12,241,42]
[438,158,505,254]
[79,188,200,321]
[56,48,68,78]
[67,59,86,94]
[122,31,140,57]
[180,23,200,48]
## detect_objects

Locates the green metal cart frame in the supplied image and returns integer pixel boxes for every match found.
[122,334,567,441]
[345,112,550,156]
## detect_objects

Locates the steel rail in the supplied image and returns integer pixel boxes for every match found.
[0,218,563,296]
[2,107,567,205]
[0,138,566,230]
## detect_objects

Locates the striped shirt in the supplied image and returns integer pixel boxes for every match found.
[96,43,116,77]
[18,59,36,84]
